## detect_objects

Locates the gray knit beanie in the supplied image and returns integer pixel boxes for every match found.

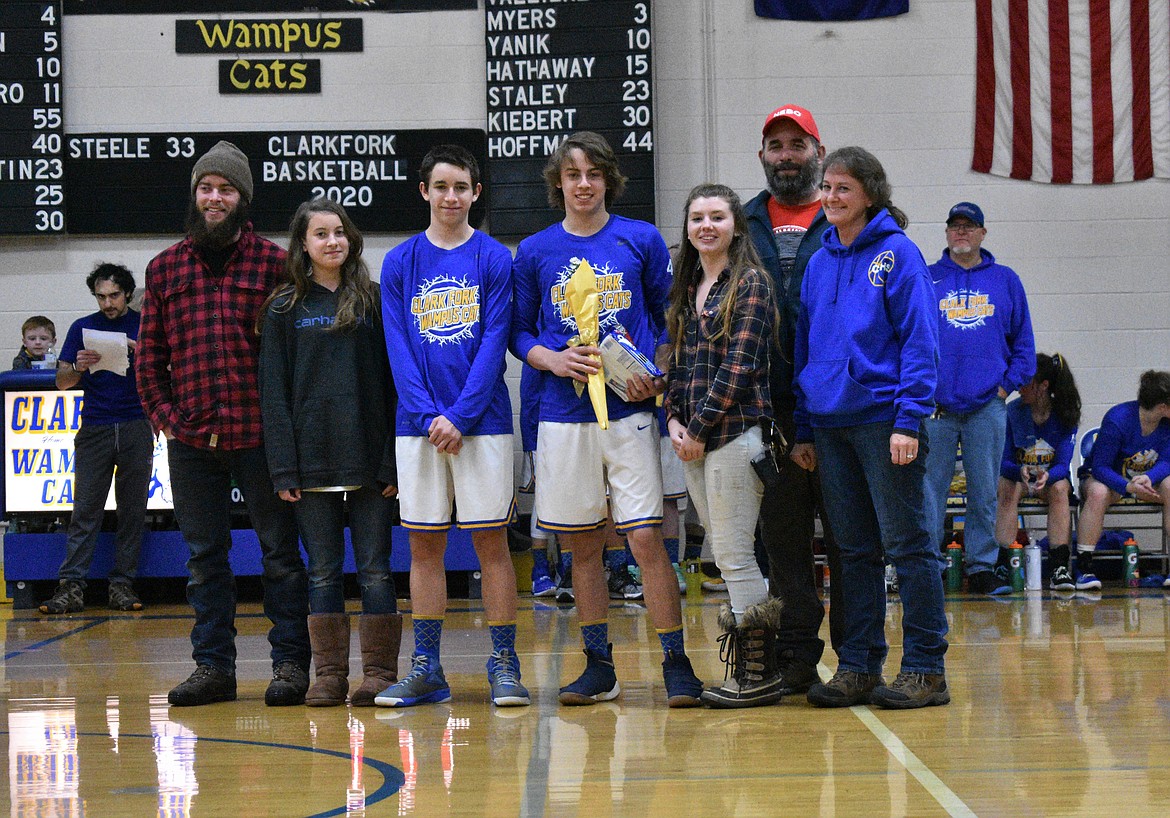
[191,140,253,204]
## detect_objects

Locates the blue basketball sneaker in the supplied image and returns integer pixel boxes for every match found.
[374,653,451,707]
[559,646,620,705]
[487,649,530,707]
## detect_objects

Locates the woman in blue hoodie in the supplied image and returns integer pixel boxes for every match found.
[792,147,948,711]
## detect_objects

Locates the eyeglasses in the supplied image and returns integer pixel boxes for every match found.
[946,224,982,234]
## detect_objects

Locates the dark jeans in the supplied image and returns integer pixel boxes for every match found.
[59,419,154,586]
[814,421,948,676]
[167,440,309,675]
[295,485,397,615]
[758,411,843,665]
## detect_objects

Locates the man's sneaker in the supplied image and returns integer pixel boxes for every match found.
[108,582,144,612]
[559,646,620,705]
[39,580,84,615]
[884,564,899,594]
[775,650,819,696]
[1075,572,1102,591]
[701,575,727,593]
[661,650,702,708]
[806,669,884,708]
[375,654,452,707]
[265,661,309,706]
[870,672,951,709]
[1050,565,1076,592]
[486,649,530,707]
[968,570,1011,595]
[672,563,687,595]
[1162,575,1170,589]
[555,566,575,603]
[531,571,557,598]
[168,665,237,707]
[607,565,643,600]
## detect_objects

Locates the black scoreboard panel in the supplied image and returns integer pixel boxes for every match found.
[0,1,66,235]
[485,0,655,237]
[64,129,487,235]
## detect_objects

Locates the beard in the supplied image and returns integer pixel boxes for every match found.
[186,198,249,250]
[764,156,820,205]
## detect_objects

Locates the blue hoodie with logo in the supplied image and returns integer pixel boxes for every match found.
[929,248,1035,413]
[794,209,938,442]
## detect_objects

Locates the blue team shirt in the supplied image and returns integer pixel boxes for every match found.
[1089,400,1170,496]
[381,230,513,437]
[59,309,145,426]
[510,215,672,424]
[1000,397,1077,484]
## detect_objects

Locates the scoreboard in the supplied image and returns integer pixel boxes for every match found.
[0,1,65,235]
[485,0,655,236]
[0,1,656,237]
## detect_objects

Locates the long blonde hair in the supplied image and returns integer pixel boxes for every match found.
[666,183,771,360]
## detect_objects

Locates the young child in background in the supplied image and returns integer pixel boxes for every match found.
[12,315,56,370]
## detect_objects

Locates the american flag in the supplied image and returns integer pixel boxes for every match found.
[973,0,1170,183]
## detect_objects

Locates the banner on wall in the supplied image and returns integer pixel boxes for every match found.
[64,0,475,12]
[5,391,175,513]
[754,0,908,21]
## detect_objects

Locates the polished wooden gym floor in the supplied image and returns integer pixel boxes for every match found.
[4,585,1170,817]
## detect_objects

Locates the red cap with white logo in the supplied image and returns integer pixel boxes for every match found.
[761,105,820,141]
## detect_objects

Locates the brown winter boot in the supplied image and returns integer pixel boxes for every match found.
[305,613,351,707]
[700,597,786,708]
[349,613,403,707]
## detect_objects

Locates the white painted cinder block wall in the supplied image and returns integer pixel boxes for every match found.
[1,0,1166,451]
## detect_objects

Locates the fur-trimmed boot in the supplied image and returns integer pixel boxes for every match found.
[349,613,403,707]
[700,597,785,708]
[305,613,350,707]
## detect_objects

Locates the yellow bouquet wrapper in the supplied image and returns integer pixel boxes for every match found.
[565,258,608,430]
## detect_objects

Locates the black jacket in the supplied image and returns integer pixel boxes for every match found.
[744,189,829,413]
[259,282,397,492]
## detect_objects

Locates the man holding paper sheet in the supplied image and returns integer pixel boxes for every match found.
[39,263,153,616]
[511,131,703,708]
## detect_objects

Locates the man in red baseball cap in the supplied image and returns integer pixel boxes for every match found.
[744,104,844,701]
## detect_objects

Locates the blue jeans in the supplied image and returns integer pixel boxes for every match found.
[814,421,948,675]
[923,398,1007,574]
[167,440,310,675]
[59,419,154,586]
[295,486,397,615]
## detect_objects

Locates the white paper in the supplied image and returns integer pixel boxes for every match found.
[82,328,130,376]
[599,333,660,402]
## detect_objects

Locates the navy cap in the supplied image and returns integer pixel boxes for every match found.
[946,202,984,227]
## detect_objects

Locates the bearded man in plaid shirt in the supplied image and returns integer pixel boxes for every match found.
[136,141,311,708]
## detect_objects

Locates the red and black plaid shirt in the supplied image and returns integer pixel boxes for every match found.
[136,226,287,451]
[665,267,775,451]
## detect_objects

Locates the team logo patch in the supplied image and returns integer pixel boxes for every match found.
[411,276,481,344]
[550,256,633,332]
[938,288,996,329]
[1123,449,1158,479]
[868,250,895,287]
[1017,439,1055,469]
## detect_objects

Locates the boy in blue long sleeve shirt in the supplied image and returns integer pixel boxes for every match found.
[377,145,528,709]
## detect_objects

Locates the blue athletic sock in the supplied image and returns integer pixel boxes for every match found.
[684,536,703,562]
[560,550,573,576]
[604,546,627,572]
[657,626,685,659]
[663,537,680,563]
[488,621,517,654]
[581,621,610,657]
[412,616,444,663]
[532,545,551,578]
